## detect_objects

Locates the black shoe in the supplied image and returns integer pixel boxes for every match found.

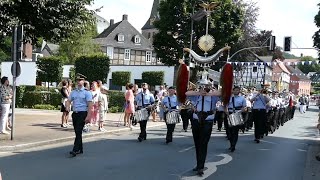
[218,129,221,132]
[193,167,198,171]
[166,139,172,144]
[184,129,188,132]
[197,169,204,176]
[138,137,143,142]
[230,147,235,152]
[254,139,260,143]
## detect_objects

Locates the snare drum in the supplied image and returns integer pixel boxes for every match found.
[166,111,181,124]
[228,111,244,127]
[134,108,149,122]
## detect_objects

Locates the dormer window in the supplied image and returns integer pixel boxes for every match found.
[118,33,124,42]
[134,35,141,44]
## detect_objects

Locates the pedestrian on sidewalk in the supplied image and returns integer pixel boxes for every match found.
[90,81,100,126]
[124,83,135,129]
[98,86,108,132]
[0,76,12,135]
[60,80,70,128]
[65,74,93,157]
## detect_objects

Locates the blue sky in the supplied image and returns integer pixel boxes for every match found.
[91,0,319,58]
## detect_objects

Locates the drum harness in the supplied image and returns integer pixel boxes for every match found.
[194,96,214,124]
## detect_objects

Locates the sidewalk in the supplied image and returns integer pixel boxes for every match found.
[0,109,165,152]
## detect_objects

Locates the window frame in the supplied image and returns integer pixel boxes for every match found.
[118,34,125,42]
[106,46,114,59]
[124,49,131,61]
[146,51,152,63]
[134,36,141,44]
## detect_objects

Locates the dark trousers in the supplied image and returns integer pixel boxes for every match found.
[290,106,296,120]
[191,119,213,170]
[224,117,230,139]
[166,123,176,141]
[139,120,147,139]
[72,112,87,152]
[252,109,267,140]
[214,111,224,130]
[245,111,253,130]
[180,109,192,131]
[224,113,239,148]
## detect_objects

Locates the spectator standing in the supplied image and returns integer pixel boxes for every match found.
[124,83,135,129]
[60,80,70,128]
[98,86,108,131]
[0,76,12,134]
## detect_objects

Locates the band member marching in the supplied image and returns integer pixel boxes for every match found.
[135,83,155,142]
[224,86,246,152]
[162,87,179,144]
[250,88,270,143]
[186,85,219,176]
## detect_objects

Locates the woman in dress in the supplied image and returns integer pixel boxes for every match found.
[60,80,70,128]
[90,81,100,126]
[125,83,135,129]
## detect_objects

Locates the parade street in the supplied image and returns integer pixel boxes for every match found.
[0,107,319,180]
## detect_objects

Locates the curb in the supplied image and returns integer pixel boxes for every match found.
[0,123,166,152]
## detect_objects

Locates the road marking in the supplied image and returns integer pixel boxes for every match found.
[180,154,233,180]
[179,146,195,153]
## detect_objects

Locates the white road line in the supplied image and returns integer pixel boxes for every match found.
[180,154,233,180]
[179,146,195,153]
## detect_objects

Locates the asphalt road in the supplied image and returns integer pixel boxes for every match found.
[0,107,319,180]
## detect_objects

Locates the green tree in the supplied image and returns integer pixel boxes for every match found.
[229,0,260,62]
[142,71,164,88]
[112,71,131,87]
[298,56,320,74]
[36,56,64,89]
[75,54,110,83]
[313,3,320,59]
[0,0,94,43]
[58,22,101,64]
[153,0,244,66]
[0,36,11,62]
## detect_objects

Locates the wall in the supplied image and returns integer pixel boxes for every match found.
[107,65,175,90]
[1,62,75,86]
[1,61,37,86]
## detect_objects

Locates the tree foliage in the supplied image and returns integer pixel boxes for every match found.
[74,54,110,83]
[58,22,102,64]
[36,56,64,83]
[298,56,320,74]
[0,36,11,62]
[142,71,164,87]
[153,0,244,66]
[112,71,131,87]
[0,0,94,43]
[313,3,320,59]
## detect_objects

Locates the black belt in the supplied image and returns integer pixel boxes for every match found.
[73,111,87,114]
[253,109,266,111]
[195,111,214,115]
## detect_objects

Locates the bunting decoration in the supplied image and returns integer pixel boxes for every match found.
[228,60,320,66]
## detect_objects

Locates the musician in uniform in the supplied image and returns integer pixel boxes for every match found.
[225,86,246,152]
[269,91,280,133]
[65,74,93,157]
[186,84,219,176]
[250,88,270,143]
[180,82,196,132]
[162,86,179,144]
[214,98,224,131]
[135,83,155,142]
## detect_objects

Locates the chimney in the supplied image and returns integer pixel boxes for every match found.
[122,14,128,21]
[110,19,114,26]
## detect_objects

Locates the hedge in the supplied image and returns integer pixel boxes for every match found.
[108,90,125,111]
[112,71,131,87]
[23,91,61,108]
[142,71,164,86]
[34,104,56,110]
[16,85,58,108]
[75,54,110,82]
